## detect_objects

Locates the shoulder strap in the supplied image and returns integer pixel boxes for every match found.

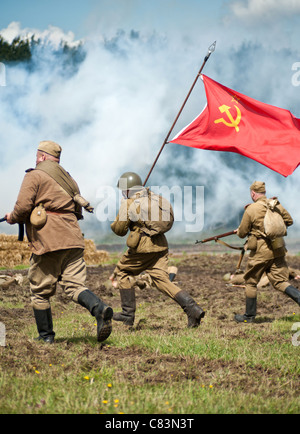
[35,161,94,218]
[35,160,78,197]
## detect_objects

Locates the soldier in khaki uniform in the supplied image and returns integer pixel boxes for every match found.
[5,141,113,343]
[234,181,300,323]
[110,172,205,328]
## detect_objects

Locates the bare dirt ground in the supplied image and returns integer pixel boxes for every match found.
[2,250,300,326]
[1,248,300,344]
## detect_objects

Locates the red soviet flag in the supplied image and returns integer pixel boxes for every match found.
[169,74,300,176]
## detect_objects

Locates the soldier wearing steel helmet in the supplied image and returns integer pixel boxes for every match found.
[234,181,300,323]
[110,171,205,328]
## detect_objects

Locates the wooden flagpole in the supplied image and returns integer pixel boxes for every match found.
[143,41,216,186]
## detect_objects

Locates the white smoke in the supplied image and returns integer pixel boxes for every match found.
[228,0,300,21]
[0,19,299,248]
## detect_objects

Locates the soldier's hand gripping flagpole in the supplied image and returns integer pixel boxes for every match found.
[143,41,216,186]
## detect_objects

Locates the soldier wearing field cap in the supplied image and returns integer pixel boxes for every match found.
[234,181,300,323]
[5,140,113,343]
[38,140,62,158]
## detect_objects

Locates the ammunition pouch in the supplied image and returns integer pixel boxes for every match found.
[30,204,47,229]
[246,235,257,251]
[271,237,285,250]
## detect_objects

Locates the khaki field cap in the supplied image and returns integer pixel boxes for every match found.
[38,140,62,159]
[250,181,266,194]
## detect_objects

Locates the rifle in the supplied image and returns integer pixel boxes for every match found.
[0,217,24,242]
[196,229,245,271]
[195,230,237,244]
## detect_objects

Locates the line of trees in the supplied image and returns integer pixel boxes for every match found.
[0,36,31,62]
[0,35,86,66]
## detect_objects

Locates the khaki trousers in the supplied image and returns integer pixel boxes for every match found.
[28,248,88,310]
[115,249,181,299]
[244,254,290,298]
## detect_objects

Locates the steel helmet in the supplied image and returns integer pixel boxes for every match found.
[117,172,143,191]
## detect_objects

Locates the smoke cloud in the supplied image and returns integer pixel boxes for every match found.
[228,0,300,21]
[0,19,299,248]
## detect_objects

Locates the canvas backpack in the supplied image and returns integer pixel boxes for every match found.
[144,190,174,235]
[262,198,287,240]
[129,189,174,236]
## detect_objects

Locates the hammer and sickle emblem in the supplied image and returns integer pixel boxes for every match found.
[214,104,242,132]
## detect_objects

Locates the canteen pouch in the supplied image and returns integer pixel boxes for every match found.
[30,204,47,229]
[126,228,141,249]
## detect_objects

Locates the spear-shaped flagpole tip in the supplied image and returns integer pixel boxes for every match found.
[208,41,217,54]
[205,41,216,61]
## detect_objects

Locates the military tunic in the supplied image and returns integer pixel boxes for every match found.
[10,165,87,309]
[237,195,293,298]
[111,188,181,299]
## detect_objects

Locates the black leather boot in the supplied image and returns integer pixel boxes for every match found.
[174,290,205,328]
[234,297,257,323]
[78,290,113,342]
[284,285,300,306]
[113,288,136,326]
[33,308,55,343]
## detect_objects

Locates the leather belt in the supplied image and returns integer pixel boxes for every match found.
[46,210,73,216]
